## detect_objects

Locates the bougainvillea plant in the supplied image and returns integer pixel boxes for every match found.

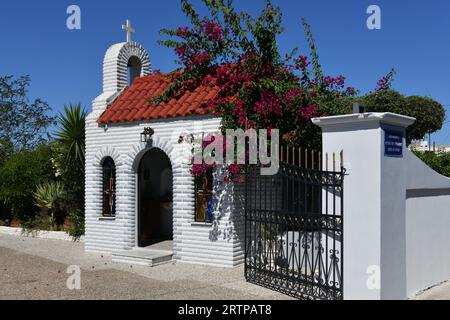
[156,0,378,180]
[177,131,245,182]
[374,68,396,93]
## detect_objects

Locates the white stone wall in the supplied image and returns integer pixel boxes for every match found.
[314,112,450,300]
[85,112,245,267]
[404,150,450,298]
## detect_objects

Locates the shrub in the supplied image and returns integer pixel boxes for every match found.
[0,144,56,222]
[21,215,55,235]
[66,209,85,241]
[413,151,450,178]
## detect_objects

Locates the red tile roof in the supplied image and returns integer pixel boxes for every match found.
[97,73,218,124]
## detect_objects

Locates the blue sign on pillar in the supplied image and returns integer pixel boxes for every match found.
[384,129,404,157]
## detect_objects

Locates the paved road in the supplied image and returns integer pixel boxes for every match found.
[0,234,291,300]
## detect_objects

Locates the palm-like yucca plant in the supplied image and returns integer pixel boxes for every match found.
[33,181,65,230]
[55,104,87,167]
[34,181,65,210]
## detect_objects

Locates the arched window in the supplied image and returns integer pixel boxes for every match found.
[194,168,214,223]
[102,157,116,217]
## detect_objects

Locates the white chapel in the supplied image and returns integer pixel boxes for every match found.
[85,21,244,267]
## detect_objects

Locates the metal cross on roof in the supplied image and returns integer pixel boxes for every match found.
[122,19,135,42]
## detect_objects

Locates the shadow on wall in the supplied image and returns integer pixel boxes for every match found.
[209,167,235,242]
[231,181,246,254]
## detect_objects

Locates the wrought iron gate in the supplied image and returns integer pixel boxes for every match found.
[244,149,345,300]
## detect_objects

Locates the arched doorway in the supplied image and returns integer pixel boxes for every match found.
[138,148,173,247]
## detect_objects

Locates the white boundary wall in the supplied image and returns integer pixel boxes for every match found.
[313,112,450,300]
[404,151,450,297]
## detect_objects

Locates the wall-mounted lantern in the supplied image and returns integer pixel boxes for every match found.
[141,127,155,143]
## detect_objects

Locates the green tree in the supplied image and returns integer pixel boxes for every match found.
[405,96,446,142]
[53,104,87,211]
[0,75,55,151]
[362,90,445,144]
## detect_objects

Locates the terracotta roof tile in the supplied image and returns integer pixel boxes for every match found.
[98,73,218,124]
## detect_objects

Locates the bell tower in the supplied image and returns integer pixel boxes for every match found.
[92,20,152,115]
[102,20,152,93]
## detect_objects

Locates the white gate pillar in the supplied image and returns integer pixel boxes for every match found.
[313,112,415,300]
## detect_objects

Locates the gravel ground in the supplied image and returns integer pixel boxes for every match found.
[414,282,450,300]
[0,234,291,300]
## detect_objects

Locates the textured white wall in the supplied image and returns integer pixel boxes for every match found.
[85,115,245,267]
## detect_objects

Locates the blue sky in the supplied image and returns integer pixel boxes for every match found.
[1,0,450,144]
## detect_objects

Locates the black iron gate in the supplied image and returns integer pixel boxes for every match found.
[244,150,345,300]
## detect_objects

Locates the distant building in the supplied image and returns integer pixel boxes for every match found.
[410,139,450,153]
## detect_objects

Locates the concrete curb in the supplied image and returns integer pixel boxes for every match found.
[0,226,84,242]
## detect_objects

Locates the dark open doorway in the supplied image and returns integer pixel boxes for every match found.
[138,148,173,248]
